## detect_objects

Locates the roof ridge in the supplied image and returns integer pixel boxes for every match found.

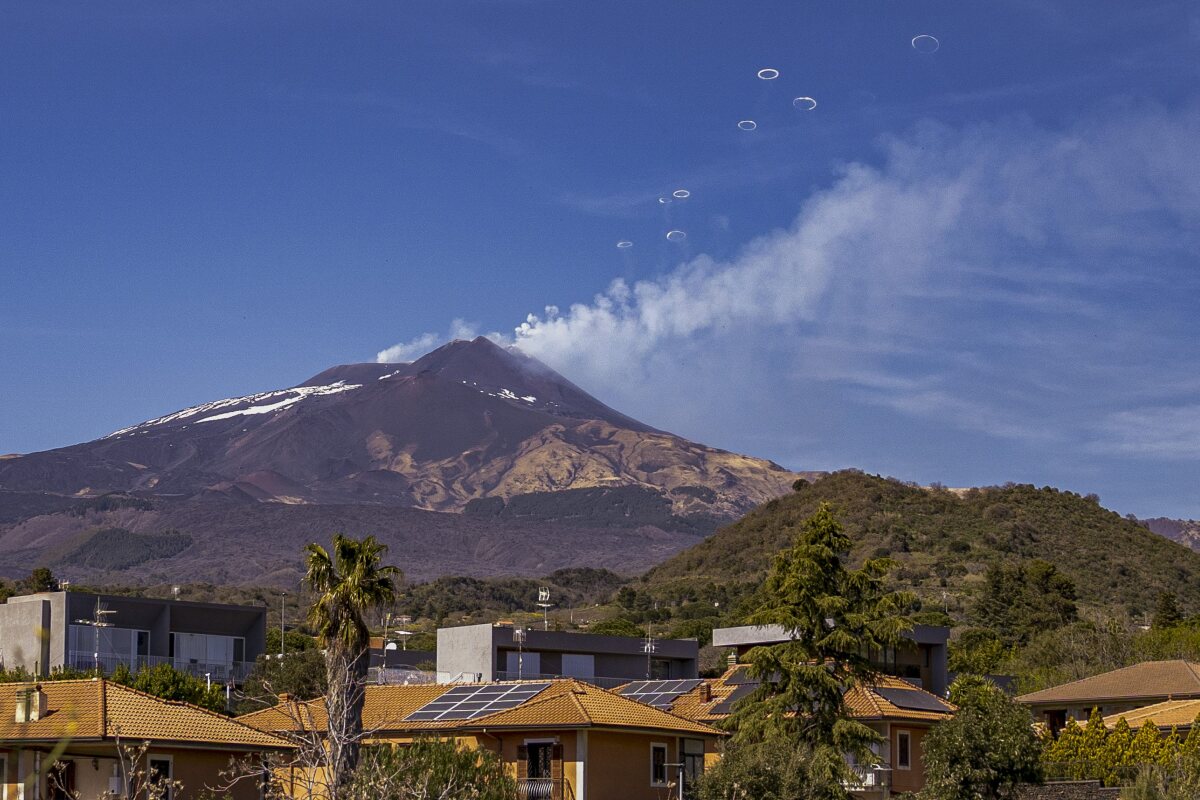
[104,681,290,743]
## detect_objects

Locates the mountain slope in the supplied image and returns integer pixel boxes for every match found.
[0,338,808,584]
[1140,518,1200,553]
[0,337,801,518]
[644,471,1200,619]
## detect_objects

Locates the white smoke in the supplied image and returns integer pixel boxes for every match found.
[377,106,1200,484]
[377,318,486,363]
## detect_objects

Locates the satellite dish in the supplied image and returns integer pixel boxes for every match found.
[385,642,398,651]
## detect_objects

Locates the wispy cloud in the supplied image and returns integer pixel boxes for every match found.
[380,103,1200,477]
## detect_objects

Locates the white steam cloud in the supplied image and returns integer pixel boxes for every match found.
[377,105,1200,499]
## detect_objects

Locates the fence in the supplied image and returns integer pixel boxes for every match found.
[517,778,574,800]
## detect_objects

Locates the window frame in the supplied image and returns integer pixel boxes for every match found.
[147,754,174,800]
[650,742,669,787]
[896,731,911,771]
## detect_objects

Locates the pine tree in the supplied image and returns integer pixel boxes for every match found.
[728,503,914,795]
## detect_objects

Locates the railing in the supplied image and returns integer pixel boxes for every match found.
[369,667,437,685]
[517,779,573,800]
[846,764,890,790]
[495,671,631,690]
[67,652,254,684]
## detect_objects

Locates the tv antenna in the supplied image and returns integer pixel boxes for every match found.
[394,615,413,650]
[513,627,527,680]
[536,587,554,631]
[643,621,657,679]
[74,598,116,675]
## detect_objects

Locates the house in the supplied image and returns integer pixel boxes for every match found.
[238,678,723,800]
[711,623,951,697]
[0,591,267,685]
[657,666,955,797]
[0,679,290,800]
[1101,698,1200,734]
[436,623,699,687]
[1017,660,1200,732]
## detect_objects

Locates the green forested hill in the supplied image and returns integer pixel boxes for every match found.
[643,471,1200,620]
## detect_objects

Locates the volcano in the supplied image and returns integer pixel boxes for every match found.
[0,338,807,584]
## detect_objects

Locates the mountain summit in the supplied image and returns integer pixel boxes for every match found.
[0,338,799,518]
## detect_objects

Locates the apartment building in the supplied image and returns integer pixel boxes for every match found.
[0,591,266,684]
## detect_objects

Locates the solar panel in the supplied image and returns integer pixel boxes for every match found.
[874,687,952,713]
[618,679,702,708]
[406,682,552,721]
[711,681,758,715]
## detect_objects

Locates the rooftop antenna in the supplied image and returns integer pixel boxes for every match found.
[513,626,527,680]
[537,587,554,631]
[643,621,657,679]
[395,615,413,650]
[74,598,116,675]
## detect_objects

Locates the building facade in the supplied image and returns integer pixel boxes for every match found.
[0,591,266,684]
[711,623,951,697]
[436,623,699,687]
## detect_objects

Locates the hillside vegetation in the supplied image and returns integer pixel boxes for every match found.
[644,471,1200,620]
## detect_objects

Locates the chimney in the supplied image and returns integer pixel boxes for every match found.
[698,683,712,703]
[15,685,48,723]
[278,693,292,704]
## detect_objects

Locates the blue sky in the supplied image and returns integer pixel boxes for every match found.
[3,1,1199,517]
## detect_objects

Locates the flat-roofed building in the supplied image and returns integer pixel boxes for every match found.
[436,623,699,687]
[0,591,266,684]
[711,623,951,697]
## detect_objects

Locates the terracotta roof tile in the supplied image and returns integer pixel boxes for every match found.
[0,680,289,749]
[1017,661,1200,705]
[1103,699,1200,731]
[665,666,954,724]
[238,680,720,737]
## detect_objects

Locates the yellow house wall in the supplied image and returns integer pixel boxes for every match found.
[888,726,930,795]
[586,731,682,800]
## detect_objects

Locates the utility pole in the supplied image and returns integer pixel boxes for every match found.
[280,591,287,658]
[74,598,116,675]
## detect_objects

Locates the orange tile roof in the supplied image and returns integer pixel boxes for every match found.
[1017,661,1200,706]
[238,680,720,738]
[666,666,955,725]
[1103,699,1200,731]
[0,680,290,749]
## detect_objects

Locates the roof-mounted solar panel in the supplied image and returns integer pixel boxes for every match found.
[405,682,552,722]
[874,687,952,713]
[617,679,702,708]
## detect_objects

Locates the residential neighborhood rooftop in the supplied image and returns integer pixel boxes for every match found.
[1016,660,1200,705]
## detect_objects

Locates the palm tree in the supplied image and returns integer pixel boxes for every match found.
[304,534,400,795]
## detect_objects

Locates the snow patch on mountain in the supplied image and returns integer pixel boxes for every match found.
[105,382,361,438]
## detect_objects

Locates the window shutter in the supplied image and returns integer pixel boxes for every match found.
[517,745,528,781]
[551,744,564,781]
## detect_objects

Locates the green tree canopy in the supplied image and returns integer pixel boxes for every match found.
[348,739,516,800]
[920,675,1042,800]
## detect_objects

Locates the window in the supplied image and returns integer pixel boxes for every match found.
[650,743,669,786]
[896,731,911,770]
[650,658,672,680]
[681,738,705,788]
[1,754,7,800]
[526,743,553,780]
[148,756,173,800]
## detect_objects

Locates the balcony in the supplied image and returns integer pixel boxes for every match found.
[517,779,573,800]
[67,651,254,684]
[846,763,891,791]
[495,671,631,690]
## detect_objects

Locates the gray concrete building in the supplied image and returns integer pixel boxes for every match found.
[712,623,951,697]
[0,591,266,684]
[436,622,699,686]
